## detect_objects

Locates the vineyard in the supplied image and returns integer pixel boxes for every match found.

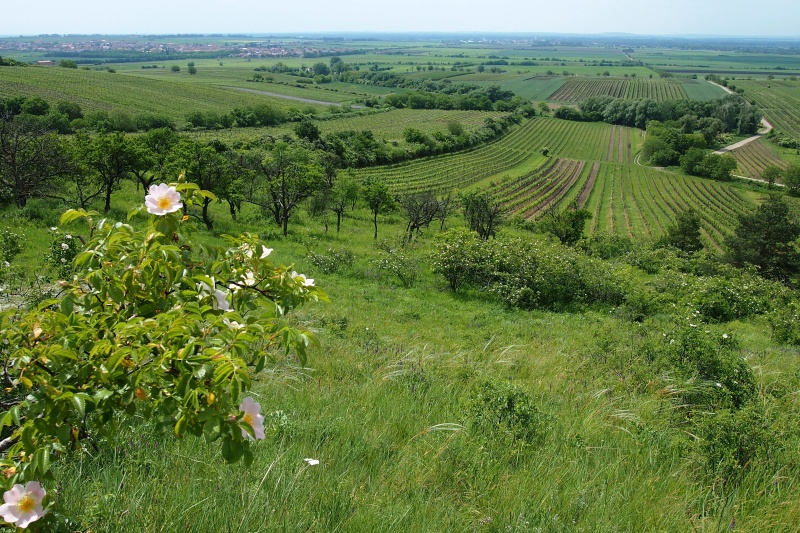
[735,79,800,139]
[729,138,788,180]
[547,77,688,102]
[0,65,331,121]
[580,163,754,246]
[350,118,640,193]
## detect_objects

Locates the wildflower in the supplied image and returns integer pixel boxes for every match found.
[239,397,265,440]
[304,458,320,466]
[223,317,244,330]
[49,227,57,231]
[144,183,183,215]
[64,234,72,240]
[0,481,46,528]
[242,271,256,287]
[242,243,272,259]
[213,289,231,312]
[60,243,69,250]
[291,271,314,287]
[722,333,729,339]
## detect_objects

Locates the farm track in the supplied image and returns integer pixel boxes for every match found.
[577,163,600,208]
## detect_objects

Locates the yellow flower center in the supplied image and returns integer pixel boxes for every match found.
[18,494,35,514]
[157,197,173,210]
[242,413,254,426]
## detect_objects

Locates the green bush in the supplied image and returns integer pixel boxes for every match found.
[308,247,355,274]
[465,379,550,445]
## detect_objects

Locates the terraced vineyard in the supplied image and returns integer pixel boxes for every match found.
[729,138,788,180]
[735,79,800,139]
[351,118,638,193]
[547,77,688,102]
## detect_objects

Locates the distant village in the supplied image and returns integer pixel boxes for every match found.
[0,36,362,59]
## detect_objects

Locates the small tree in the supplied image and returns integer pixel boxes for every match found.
[726,194,800,283]
[362,178,396,240]
[171,65,180,73]
[460,190,505,240]
[400,191,441,244]
[785,163,800,196]
[538,202,592,246]
[761,165,784,189]
[657,208,704,253]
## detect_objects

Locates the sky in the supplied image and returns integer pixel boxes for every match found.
[3,0,799,38]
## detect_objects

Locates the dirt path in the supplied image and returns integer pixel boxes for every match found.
[228,86,365,108]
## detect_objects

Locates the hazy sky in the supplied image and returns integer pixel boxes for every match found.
[3,0,798,37]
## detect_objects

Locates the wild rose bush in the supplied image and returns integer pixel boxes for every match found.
[0,181,325,527]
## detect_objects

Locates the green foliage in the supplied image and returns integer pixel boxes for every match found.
[537,203,592,245]
[430,228,486,291]
[658,208,703,253]
[0,183,326,520]
[307,247,355,274]
[46,228,80,280]
[726,194,800,283]
[460,190,505,240]
[465,379,550,445]
[0,228,22,263]
[372,241,419,288]
[698,403,772,486]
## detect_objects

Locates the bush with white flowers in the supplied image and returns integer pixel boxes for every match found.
[0,181,326,528]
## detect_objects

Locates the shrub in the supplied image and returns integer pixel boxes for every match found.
[0,182,326,524]
[372,242,418,288]
[308,247,355,274]
[465,379,550,445]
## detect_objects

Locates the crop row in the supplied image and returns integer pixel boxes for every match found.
[579,164,754,246]
[623,79,688,100]
[489,159,586,217]
[729,138,787,180]
[352,118,628,193]
[547,77,688,103]
[735,80,800,138]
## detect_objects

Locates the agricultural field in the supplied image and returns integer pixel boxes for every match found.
[728,138,790,180]
[351,118,641,194]
[632,48,800,76]
[189,108,509,145]
[734,79,800,139]
[547,77,690,102]
[5,34,800,532]
[0,64,333,122]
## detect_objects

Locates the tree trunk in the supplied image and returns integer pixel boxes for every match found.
[104,181,113,213]
[373,212,378,239]
[202,198,214,230]
[336,212,341,233]
[228,200,238,221]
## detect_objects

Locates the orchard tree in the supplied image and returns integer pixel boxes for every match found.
[0,115,68,207]
[362,178,396,239]
[82,131,146,212]
[400,191,441,244]
[461,189,505,240]
[244,143,325,236]
[329,171,360,233]
[784,163,800,196]
[130,127,181,190]
[165,139,231,230]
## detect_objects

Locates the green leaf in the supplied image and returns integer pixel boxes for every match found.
[70,395,86,417]
[34,447,50,475]
[174,415,187,437]
[56,425,71,445]
[242,446,254,467]
[203,417,221,443]
[221,438,243,463]
[60,295,74,316]
[108,285,124,304]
